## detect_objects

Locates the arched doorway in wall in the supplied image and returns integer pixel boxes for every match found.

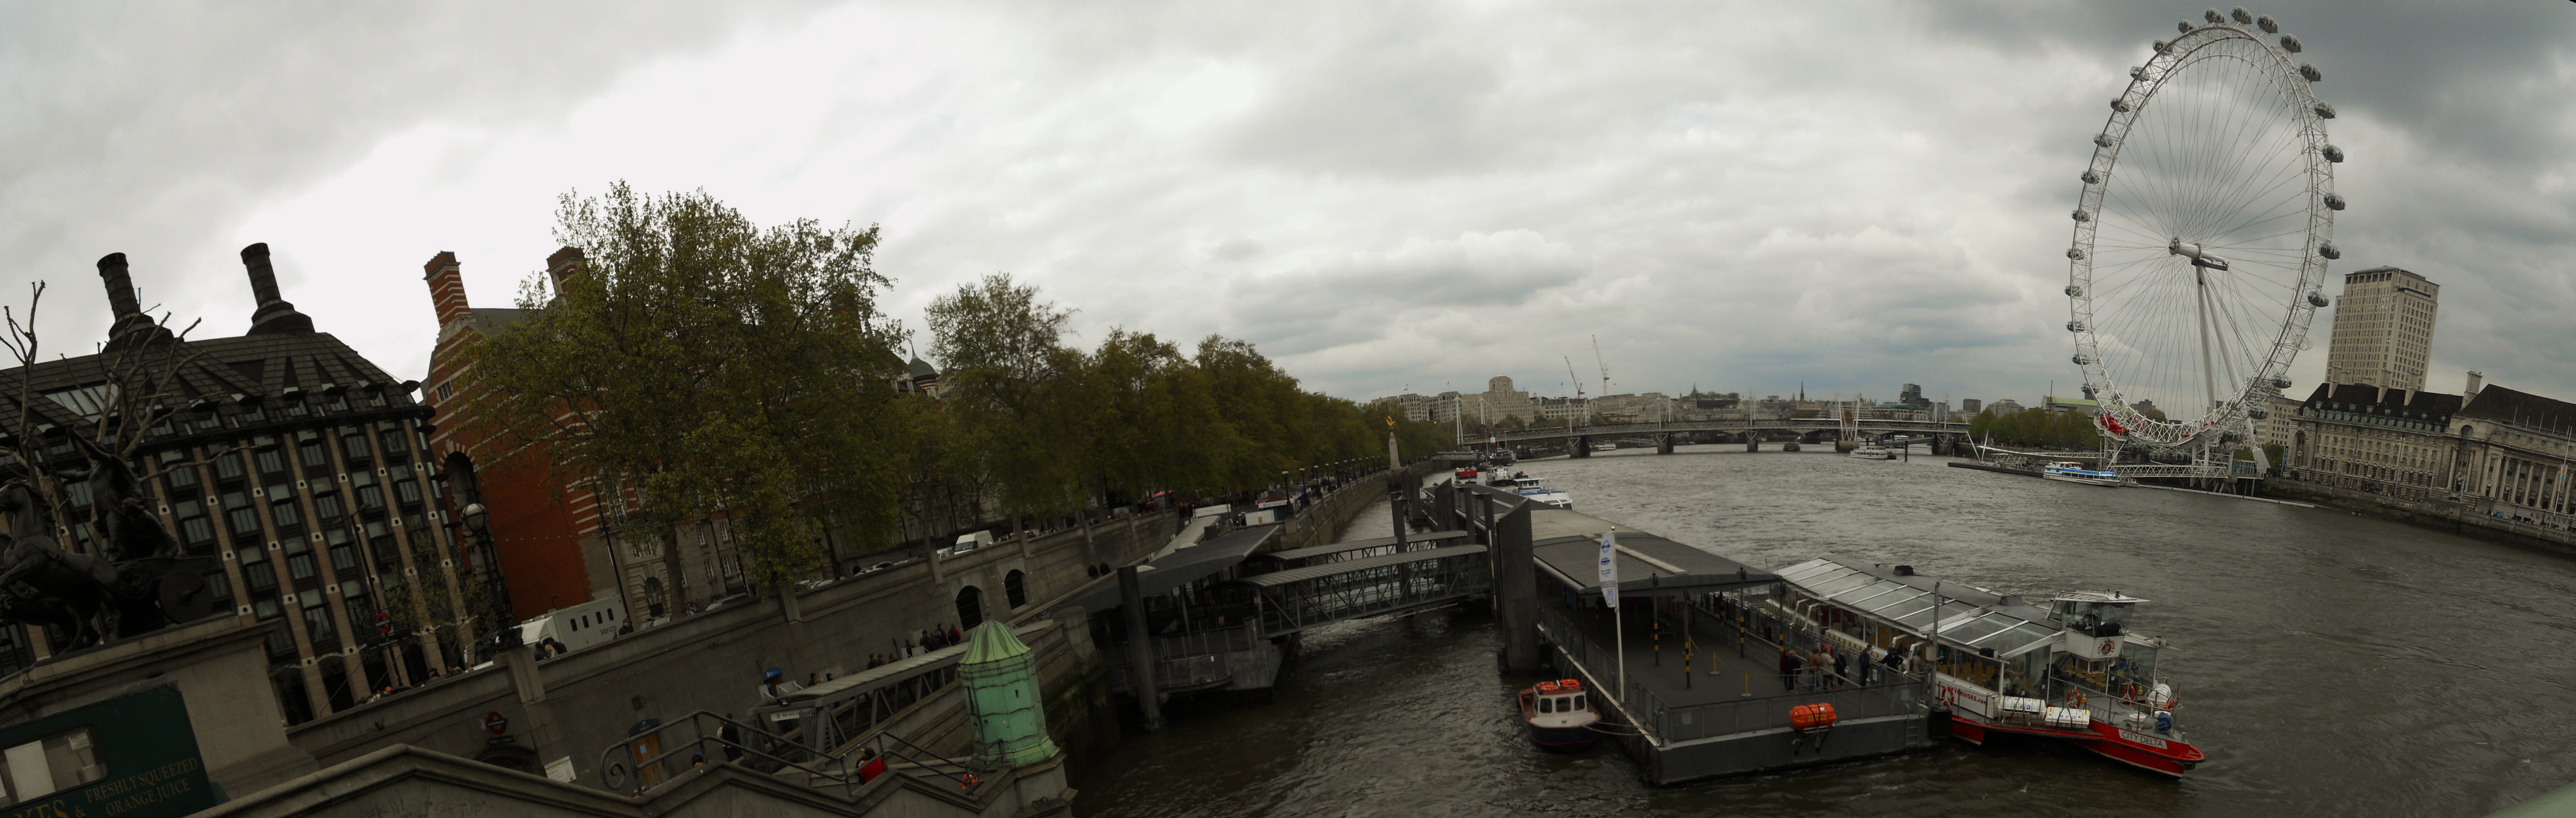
[1004,570,1027,609]
[641,576,666,619]
[955,586,984,630]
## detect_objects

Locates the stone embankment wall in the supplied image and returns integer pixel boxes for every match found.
[286,509,1182,782]
[1273,461,1442,553]
[2263,480,2576,560]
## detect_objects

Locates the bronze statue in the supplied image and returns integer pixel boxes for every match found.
[64,433,175,562]
[0,480,124,649]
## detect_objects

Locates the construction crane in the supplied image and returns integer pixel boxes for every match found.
[1564,356,1587,426]
[1590,335,1610,398]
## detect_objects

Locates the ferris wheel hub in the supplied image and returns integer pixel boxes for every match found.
[2165,239,2232,272]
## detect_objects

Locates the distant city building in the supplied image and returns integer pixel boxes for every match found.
[1988,399,2026,416]
[1959,398,1983,415]
[1898,383,1932,409]
[2325,266,2438,391]
[2447,375,2576,524]
[2284,379,2463,501]
[2043,396,2099,416]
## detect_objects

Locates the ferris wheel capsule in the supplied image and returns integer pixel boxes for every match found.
[2231,8,2252,24]
[2300,64,2323,82]
[2203,9,2225,24]
[2308,290,2331,307]
[2272,375,2294,390]
[2314,102,2337,119]
[2322,144,2346,162]
[2324,193,2347,211]
[2257,15,2279,34]
[2318,242,2342,260]
[2280,35,2303,53]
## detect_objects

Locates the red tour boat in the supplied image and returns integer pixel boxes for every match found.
[1770,560,2207,777]
[1517,678,1601,749]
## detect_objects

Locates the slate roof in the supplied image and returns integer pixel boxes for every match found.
[2297,382,2462,424]
[2460,384,2576,436]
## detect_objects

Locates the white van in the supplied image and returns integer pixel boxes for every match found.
[518,595,629,655]
[939,531,996,559]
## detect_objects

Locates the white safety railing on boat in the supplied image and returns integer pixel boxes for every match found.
[1534,612,1924,745]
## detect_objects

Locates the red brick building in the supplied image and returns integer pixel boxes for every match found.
[419,251,749,625]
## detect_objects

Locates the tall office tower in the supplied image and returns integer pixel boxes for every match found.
[2324,266,2438,391]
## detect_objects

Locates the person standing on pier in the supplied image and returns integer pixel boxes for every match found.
[1831,647,1848,690]
[1807,646,1829,692]
[1778,649,1798,692]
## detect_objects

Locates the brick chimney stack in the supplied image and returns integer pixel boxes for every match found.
[424,251,471,329]
[545,246,584,294]
[2466,370,2484,401]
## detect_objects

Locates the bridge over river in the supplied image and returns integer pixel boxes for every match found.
[1485,416,1972,454]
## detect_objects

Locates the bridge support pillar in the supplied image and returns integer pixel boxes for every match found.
[1493,498,1540,673]
[1656,434,1674,455]
[1746,435,1760,452]
[1117,566,1164,732]
[1571,436,1591,458]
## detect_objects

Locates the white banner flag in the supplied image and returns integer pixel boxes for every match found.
[1597,530,1618,606]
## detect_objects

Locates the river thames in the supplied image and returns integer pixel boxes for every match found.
[1072,446,2576,817]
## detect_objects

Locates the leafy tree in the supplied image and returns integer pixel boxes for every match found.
[464,183,905,607]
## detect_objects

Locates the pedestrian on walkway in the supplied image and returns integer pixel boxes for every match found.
[1777,649,1798,692]
[1831,647,1848,690]
[1806,646,1828,692]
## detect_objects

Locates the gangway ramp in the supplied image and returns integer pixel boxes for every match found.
[1221,543,1493,638]
[1242,529,1471,574]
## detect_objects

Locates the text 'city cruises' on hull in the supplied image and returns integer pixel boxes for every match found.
[1770,561,2205,777]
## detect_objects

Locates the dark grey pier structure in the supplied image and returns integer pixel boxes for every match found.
[1440,481,1937,784]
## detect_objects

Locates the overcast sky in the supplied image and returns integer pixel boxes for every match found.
[5,1,2571,408]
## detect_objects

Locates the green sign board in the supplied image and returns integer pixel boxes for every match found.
[0,684,213,818]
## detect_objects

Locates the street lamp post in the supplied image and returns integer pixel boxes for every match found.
[459,502,521,657]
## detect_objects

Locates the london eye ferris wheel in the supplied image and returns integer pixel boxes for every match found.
[2065,8,2341,458]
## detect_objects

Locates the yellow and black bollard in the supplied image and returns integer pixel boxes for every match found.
[1684,638,1694,688]
[1652,620,1662,666]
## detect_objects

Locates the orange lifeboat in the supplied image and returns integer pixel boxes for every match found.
[1790,703,1839,732]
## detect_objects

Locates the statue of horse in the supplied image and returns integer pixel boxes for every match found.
[64,434,175,562]
[0,480,122,649]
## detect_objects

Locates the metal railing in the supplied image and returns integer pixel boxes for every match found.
[594,710,979,798]
[1536,609,1926,745]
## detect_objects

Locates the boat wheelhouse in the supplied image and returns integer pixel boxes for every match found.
[2041,462,2124,487]
[1517,678,1601,749]
[1849,445,1894,460]
[1769,558,2204,777]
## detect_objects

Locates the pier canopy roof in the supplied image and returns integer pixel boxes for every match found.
[1776,558,2065,655]
[1065,524,1280,614]
[1525,509,1777,597]
[1245,530,1471,573]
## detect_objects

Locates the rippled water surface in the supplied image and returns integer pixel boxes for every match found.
[1073,447,2576,816]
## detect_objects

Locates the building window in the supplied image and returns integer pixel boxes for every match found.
[436,382,455,401]
[378,428,411,465]
[162,451,199,493]
[298,432,329,472]
[353,472,384,511]
[267,484,303,534]
[241,548,278,594]
[256,447,287,477]
[214,451,247,484]
[224,491,260,537]
[394,478,422,509]
[366,521,395,557]
[174,500,214,546]
[312,491,345,524]
[329,536,358,578]
[303,600,337,649]
[339,427,371,464]
[284,539,318,583]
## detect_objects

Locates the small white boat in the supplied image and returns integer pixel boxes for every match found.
[1591,442,1618,453]
[1489,474,1574,510]
[2041,462,2123,486]
[1848,445,1894,460]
